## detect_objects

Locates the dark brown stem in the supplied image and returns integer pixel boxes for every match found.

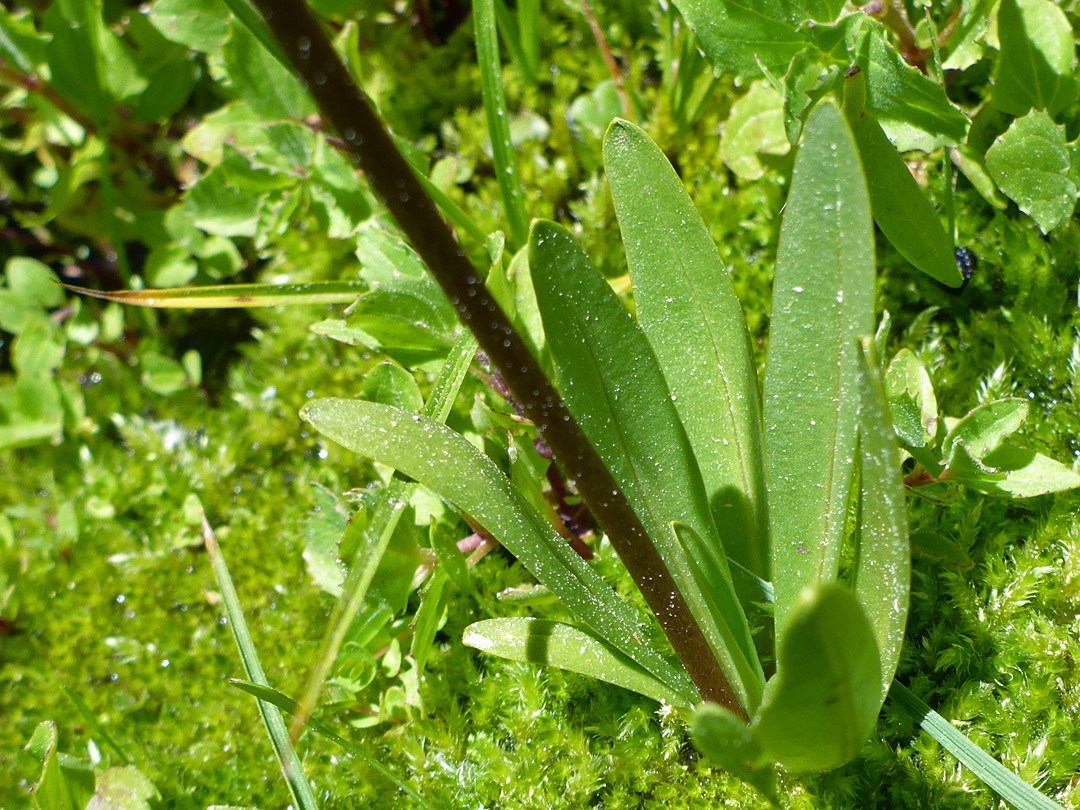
[579,0,632,120]
[248,0,742,717]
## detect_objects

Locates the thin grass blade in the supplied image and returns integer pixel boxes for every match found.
[474,0,529,248]
[200,513,320,810]
[62,281,365,309]
[229,680,437,810]
[763,99,875,638]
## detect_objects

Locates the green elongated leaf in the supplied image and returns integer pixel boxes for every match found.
[299,398,696,702]
[950,145,1009,211]
[64,280,365,309]
[719,81,791,181]
[993,0,1078,118]
[222,23,315,123]
[668,0,806,76]
[690,704,777,801]
[962,445,1080,497]
[851,112,962,287]
[463,618,694,710]
[291,333,476,739]
[228,680,437,810]
[853,339,909,705]
[849,20,969,152]
[474,0,529,248]
[603,119,770,583]
[985,111,1078,233]
[529,219,762,712]
[890,682,1066,810]
[200,515,320,810]
[911,531,974,569]
[942,0,996,71]
[763,100,874,638]
[942,399,1028,468]
[148,0,232,52]
[885,349,938,448]
[752,584,881,772]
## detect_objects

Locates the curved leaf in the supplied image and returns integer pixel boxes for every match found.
[63,280,365,309]
[464,618,693,710]
[942,399,1029,469]
[529,219,763,712]
[763,99,875,638]
[752,584,881,772]
[854,339,910,704]
[851,111,962,287]
[604,118,770,582]
[300,397,696,702]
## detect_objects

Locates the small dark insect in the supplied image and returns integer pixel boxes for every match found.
[954,247,978,281]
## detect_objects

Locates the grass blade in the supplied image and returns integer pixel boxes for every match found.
[463,618,694,710]
[200,513,320,810]
[890,682,1065,810]
[290,332,477,740]
[763,99,875,638]
[604,118,770,583]
[62,280,365,308]
[300,397,696,703]
[474,0,529,248]
[229,680,437,810]
[529,219,763,712]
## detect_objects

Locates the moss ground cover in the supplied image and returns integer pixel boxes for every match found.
[3,2,1080,808]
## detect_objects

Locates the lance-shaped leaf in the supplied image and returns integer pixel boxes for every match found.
[604,118,770,583]
[964,445,1080,498]
[63,280,365,309]
[853,338,909,705]
[300,398,696,703]
[752,584,881,772]
[529,219,763,712]
[851,111,962,287]
[763,99,875,638]
[463,618,694,710]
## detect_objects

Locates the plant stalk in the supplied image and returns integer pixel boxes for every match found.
[246,0,743,718]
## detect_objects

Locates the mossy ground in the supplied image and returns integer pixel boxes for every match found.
[3,3,1080,809]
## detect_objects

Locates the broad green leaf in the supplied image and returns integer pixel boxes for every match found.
[42,0,148,123]
[299,397,696,702]
[668,0,808,76]
[360,362,423,413]
[752,584,881,772]
[962,445,1080,498]
[763,100,874,638]
[851,112,962,287]
[5,258,66,308]
[993,0,1078,118]
[885,349,938,448]
[465,618,694,709]
[222,23,316,123]
[942,399,1028,468]
[86,768,159,810]
[719,81,791,180]
[942,0,996,71]
[781,47,843,145]
[853,339,909,705]
[65,280,363,309]
[567,80,624,139]
[849,20,969,152]
[25,722,81,810]
[0,375,64,449]
[529,219,763,711]
[690,704,777,801]
[148,0,232,52]
[12,318,65,375]
[985,111,1078,233]
[604,118,770,583]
